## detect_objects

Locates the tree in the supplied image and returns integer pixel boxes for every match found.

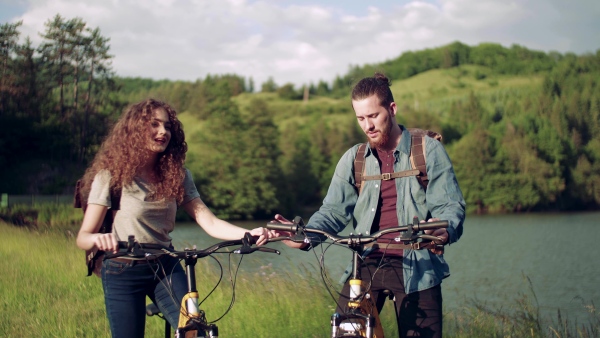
[38,14,85,119]
[188,82,282,218]
[80,27,114,162]
[449,129,494,213]
[0,21,23,113]
[315,80,330,96]
[238,98,283,217]
[277,83,301,100]
[14,37,42,119]
[247,77,255,93]
[278,123,321,208]
[261,77,277,93]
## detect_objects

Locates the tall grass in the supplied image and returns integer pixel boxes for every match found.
[1,221,597,337]
[0,221,109,337]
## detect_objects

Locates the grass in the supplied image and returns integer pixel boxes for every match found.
[0,221,109,337]
[390,65,543,116]
[1,220,598,337]
[0,203,82,235]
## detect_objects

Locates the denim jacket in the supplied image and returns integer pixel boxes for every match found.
[305,125,465,294]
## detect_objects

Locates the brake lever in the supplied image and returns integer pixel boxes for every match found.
[257,247,280,255]
[232,246,280,255]
[234,232,257,254]
[233,246,256,254]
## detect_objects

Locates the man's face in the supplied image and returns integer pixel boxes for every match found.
[353,94,397,149]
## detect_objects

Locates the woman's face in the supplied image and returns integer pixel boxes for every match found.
[147,108,172,153]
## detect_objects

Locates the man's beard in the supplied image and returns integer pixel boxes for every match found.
[367,113,395,149]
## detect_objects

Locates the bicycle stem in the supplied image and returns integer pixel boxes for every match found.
[185,255,198,295]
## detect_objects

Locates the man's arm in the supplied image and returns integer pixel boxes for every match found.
[424,137,466,244]
[277,146,361,249]
[305,147,361,236]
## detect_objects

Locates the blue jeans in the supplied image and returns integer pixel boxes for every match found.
[101,255,187,338]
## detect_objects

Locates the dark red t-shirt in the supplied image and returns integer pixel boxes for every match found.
[370,148,403,257]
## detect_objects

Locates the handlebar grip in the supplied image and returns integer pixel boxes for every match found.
[243,232,258,245]
[416,220,449,231]
[266,222,298,232]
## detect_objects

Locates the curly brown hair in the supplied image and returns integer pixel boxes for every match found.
[80,98,188,204]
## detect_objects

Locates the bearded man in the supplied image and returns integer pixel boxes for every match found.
[275,72,465,338]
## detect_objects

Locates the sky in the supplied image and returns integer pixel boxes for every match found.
[1,0,599,88]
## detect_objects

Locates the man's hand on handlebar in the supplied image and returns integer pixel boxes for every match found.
[269,214,308,249]
[248,227,276,246]
[421,218,448,255]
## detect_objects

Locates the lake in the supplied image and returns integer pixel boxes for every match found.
[170,211,600,324]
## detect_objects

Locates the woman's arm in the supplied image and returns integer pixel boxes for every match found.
[76,204,119,253]
[182,197,268,245]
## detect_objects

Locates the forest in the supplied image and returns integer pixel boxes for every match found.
[1,15,600,218]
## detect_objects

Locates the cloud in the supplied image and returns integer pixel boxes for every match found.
[5,0,600,89]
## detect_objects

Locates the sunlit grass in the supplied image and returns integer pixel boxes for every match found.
[386,65,544,123]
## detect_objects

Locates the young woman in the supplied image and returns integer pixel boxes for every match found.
[76,98,270,337]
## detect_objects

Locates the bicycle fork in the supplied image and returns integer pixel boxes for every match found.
[175,256,218,338]
[330,252,384,338]
[331,281,378,337]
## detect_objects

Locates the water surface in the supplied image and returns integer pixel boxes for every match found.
[170,211,600,324]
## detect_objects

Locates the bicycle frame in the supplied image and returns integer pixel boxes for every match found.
[267,216,448,338]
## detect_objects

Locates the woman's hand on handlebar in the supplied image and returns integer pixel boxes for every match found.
[248,227,273,246]
[421,218,448,254]
[93,232,119,254]
[270,214,308,249]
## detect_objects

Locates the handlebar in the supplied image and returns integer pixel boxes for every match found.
[267,216,449,248]
[105,232,280,260]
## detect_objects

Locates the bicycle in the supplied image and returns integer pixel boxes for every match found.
[105,233,280,338]
[266,216,449,338]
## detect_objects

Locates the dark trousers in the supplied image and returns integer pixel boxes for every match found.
[338,257,443,338]
[101,255,187,338]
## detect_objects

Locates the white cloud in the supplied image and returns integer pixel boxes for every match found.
[4,0,599,89]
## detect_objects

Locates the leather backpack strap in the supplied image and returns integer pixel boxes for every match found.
[410,134,428,190]
[102,185,122,233]
[354,142,421,194]
[74,179,83,209]
[407,128,442,191]
[361,169,420,181]
[75,177,122,277]
[355,127,443,193]
[111,186,121,211]
[354,143,367,194]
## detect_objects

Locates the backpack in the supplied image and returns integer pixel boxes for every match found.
[353,128,442,194]
[73,178,121,277]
